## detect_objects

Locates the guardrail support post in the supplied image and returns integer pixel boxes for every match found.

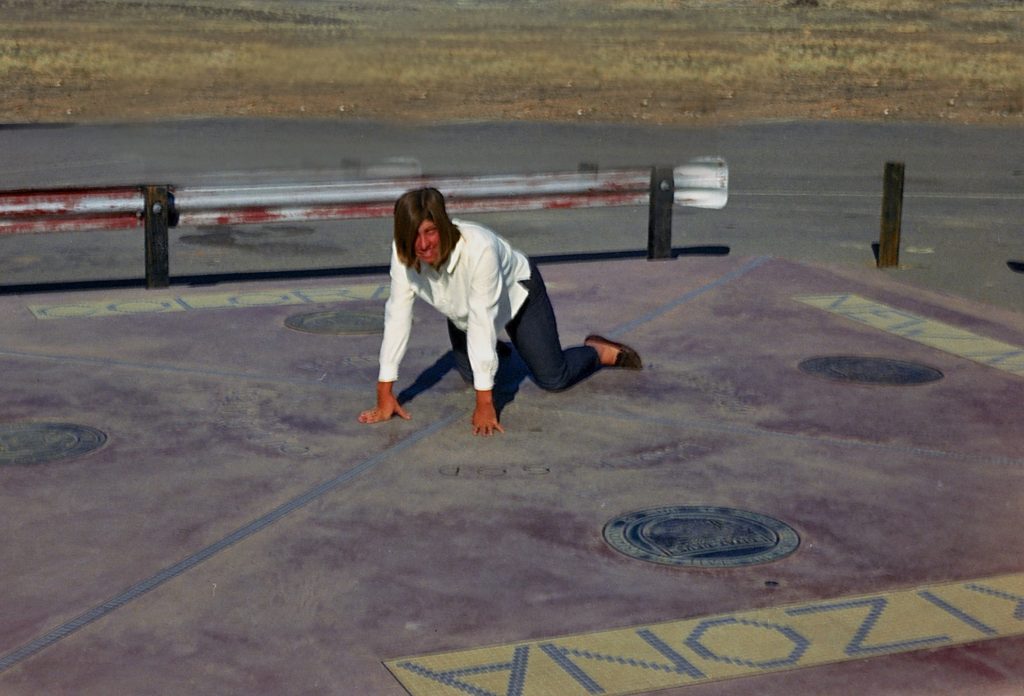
[877,161,904,269]
[647,166,674,260]
[144,185,170,288]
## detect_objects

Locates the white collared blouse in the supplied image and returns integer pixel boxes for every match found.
[378,219,532,391]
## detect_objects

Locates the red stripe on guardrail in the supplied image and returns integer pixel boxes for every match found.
[0,214,142,236]
[0,187,143,218]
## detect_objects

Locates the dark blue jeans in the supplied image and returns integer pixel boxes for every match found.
[447,261,601,392]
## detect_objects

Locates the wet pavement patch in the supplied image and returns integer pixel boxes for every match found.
[799,356,943,385]
[603,506,800,568]
[284,309,384,335]
[0,422,107,466]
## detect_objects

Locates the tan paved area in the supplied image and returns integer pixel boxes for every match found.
[1,254,1023,695]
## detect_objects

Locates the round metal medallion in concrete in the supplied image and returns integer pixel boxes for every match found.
[799,356,943,385]
[603,506,800,568]
[284,310,384,335]
[0,423,107,466]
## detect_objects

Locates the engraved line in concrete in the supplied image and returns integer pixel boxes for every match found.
[0,410,461,674]
[0,348,367,392]
[608,256,771,339]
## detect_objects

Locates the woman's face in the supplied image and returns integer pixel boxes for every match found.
[415,219,441,266]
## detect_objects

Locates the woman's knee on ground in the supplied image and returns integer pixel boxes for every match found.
[532,368,574,392]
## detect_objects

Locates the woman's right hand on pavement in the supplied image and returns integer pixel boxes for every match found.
[358,382,411,424]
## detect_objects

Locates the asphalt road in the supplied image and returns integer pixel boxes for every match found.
[1,119,1021,312]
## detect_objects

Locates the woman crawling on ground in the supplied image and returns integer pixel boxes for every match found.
[358,187,642,436]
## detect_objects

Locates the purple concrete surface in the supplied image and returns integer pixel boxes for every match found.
[1,254,1022,695]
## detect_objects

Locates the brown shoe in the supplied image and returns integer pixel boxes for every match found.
[586,334,643,369]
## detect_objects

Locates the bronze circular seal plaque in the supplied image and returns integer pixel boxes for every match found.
[0,423,107,466]
[603,506,800,568]
[799,356,943,386]
[284,310,384,335]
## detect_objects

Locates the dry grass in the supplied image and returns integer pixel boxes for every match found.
[1,0,1022,124]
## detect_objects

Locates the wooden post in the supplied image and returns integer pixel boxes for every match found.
[647,166,674,260]
[144,185,170,288]
[878,162,905,268]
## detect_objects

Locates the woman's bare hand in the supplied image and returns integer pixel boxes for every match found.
[358,382,411,424]
[472,390,504,436]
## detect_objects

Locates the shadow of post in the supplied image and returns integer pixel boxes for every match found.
[0,247,730,296]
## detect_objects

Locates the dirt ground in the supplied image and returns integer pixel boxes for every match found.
[1,0,1023,126]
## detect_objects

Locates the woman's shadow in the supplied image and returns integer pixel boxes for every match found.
[396,342,529,417]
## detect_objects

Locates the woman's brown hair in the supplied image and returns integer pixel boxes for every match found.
[393,188,461,270]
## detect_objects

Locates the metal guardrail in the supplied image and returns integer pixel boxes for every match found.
[0,159,728,289]
[0,187,145,235]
